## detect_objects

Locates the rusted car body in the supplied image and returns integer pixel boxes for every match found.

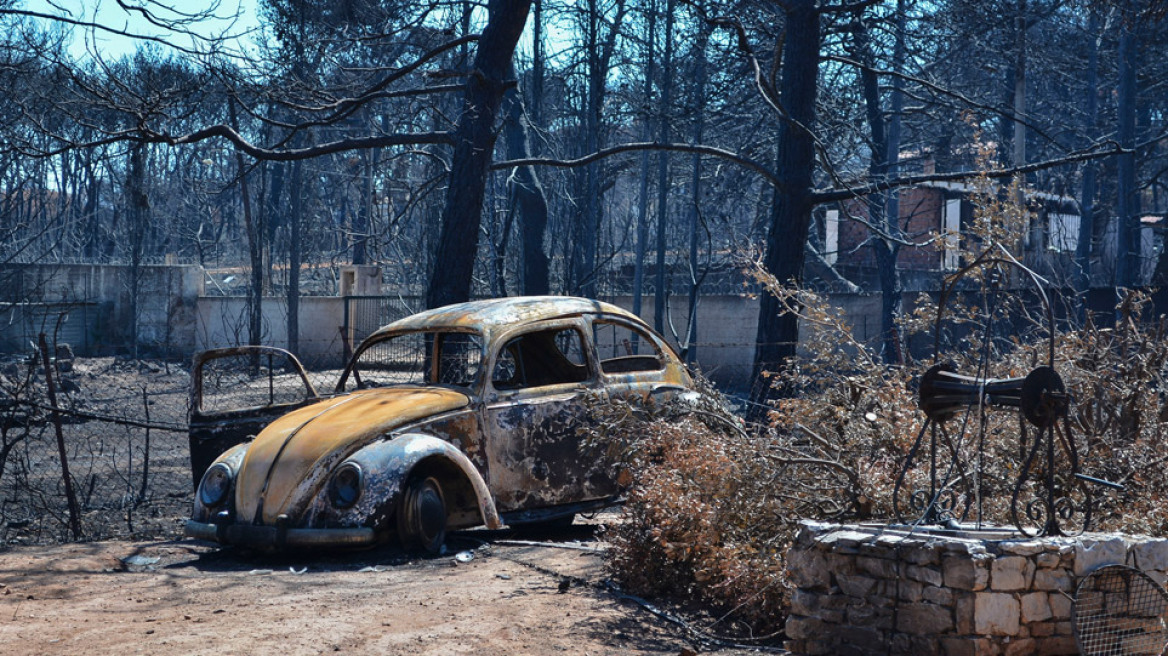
[185,296,695,552]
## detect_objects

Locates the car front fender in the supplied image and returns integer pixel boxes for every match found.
[190,441,251,523]
[310,433,502,531]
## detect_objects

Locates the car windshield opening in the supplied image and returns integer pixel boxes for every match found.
[349,331,483,389]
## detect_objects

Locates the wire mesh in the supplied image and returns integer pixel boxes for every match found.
[1073,564,1168,656]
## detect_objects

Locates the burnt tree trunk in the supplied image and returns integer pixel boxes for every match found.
[288,158,303,356]
[683,9,708,362]
[228,99,263,351]
[1076,9,1100,297]
[574,0,603,298]
[632,0,657,319]
[502,63,551,296]
[427,0,533,310]
[652,0,675,332]
[1115,20,1138,289]
[353,122,374,267]
[126,143,148,358]
[856,12,904,365]
[883,0,907,363]
[749,0,821,414]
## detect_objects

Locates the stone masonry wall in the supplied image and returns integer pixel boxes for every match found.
[785,521,1168,656]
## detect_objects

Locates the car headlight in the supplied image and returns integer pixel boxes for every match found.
[328,463,363,509]
[198,463,234,508]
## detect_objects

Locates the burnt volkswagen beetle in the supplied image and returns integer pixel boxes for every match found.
[185,296,695,552]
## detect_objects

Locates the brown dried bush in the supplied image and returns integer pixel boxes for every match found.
[584,388,792,635]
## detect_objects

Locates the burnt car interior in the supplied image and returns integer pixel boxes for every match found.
[492,327,589,390]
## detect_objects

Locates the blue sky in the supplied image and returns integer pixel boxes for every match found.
[22,0,260,61]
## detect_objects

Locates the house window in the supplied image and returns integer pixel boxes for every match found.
[825,209,840,265]
[942,199,962,270]
[1048,213,1080,253]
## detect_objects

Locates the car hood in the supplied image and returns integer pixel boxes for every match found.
[234,386,471,524]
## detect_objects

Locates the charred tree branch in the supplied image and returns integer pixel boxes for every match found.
[145,125,454,161]
[493,142,781,189]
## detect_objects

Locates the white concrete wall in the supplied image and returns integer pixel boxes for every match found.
[608,293,883,389]
[2,264,888,385]
[195,296,346,368]
[0,263,203,355]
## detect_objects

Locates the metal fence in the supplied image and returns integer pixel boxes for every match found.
[339,295,421,363]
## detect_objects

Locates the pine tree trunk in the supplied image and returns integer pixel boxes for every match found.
[749,0,821,414]
[502,63,551,296]
[288,159,302,356]
[1115,23,1137,288]
[684,10,708,362]
[632,0,657,319]
[1076,9,1100,296]
[426,0,533,310]
[653,0,675,332]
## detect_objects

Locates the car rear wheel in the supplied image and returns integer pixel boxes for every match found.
[396,476,446,554]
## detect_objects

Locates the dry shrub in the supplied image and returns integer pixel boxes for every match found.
[585,389,791,635]
[1057,294,1168,535]
[599,283,1168,636]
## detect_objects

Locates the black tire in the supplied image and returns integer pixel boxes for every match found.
[396,476,447,554]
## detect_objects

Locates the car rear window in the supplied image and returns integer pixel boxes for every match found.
[592,321,664,374]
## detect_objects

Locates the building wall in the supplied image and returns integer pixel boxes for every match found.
[609,293,884,390]
[836,187,947,272]
[195,296,347,369]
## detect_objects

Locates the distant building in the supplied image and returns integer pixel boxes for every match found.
[816,181,1157,291]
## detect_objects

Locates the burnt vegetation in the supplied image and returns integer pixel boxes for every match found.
[585,185,1168,636]
[4,0,1168,638]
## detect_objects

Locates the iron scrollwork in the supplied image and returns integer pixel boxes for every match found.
[894,246,1117,536]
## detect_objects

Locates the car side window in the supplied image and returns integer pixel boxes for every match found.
[592,321,664,374]
[491,327,589,391]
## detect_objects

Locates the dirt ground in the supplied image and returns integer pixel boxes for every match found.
[0,527,775,656]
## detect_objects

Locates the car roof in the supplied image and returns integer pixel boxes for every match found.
[364,296,648,341]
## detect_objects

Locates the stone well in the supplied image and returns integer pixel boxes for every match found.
[784,521,1168,655]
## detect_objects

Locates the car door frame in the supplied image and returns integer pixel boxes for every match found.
[589,313,689,399]
[188,346,319,488]
[480,317,606,512]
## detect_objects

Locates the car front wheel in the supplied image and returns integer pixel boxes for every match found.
[396,476,446,554]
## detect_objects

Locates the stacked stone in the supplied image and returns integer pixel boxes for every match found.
[784,521,1168,656]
